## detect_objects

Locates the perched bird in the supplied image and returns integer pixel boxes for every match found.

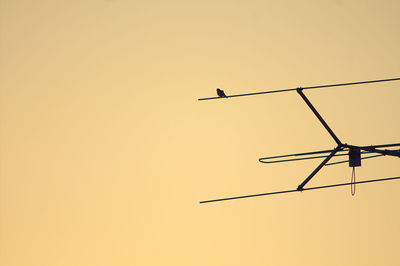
[216,88,227,98]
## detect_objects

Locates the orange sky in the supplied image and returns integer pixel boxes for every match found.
[1,1,400,265]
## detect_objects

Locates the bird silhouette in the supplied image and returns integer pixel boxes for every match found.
[216,88,227,98]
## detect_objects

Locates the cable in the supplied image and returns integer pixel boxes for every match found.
[199,176,400,203]
[198,77,400,101]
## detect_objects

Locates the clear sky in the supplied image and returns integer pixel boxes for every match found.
[1,0,399,265]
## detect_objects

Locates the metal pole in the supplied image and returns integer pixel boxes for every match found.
[296,88,343,146]
[297,146,342,191]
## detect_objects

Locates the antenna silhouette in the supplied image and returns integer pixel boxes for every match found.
[198,77,400,203]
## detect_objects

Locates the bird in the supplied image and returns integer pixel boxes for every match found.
[216,88,227,98]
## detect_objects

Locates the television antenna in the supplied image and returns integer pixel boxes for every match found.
[198,77,400,203]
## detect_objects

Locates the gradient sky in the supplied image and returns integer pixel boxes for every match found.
[1,0,400,265]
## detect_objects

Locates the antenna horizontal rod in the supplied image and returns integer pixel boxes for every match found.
[199,176,400,204]
[260,148,338,160]
[260,153,348,164]
[198,77,400,101]
[360,143,400,148]
[259,143,400,164]
[345,143,400,157]
[259,150,378,164]
[326,154,384,166]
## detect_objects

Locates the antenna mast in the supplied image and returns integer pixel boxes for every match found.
[198,77,400,203]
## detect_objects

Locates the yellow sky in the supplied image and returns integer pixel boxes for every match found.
[1,0,399,265]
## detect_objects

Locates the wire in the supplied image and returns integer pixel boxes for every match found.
[198,77,400,101]
[199,176,400,204]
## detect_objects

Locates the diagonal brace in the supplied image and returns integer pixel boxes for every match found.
[297,146,343,191]
[297,88,342,146]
